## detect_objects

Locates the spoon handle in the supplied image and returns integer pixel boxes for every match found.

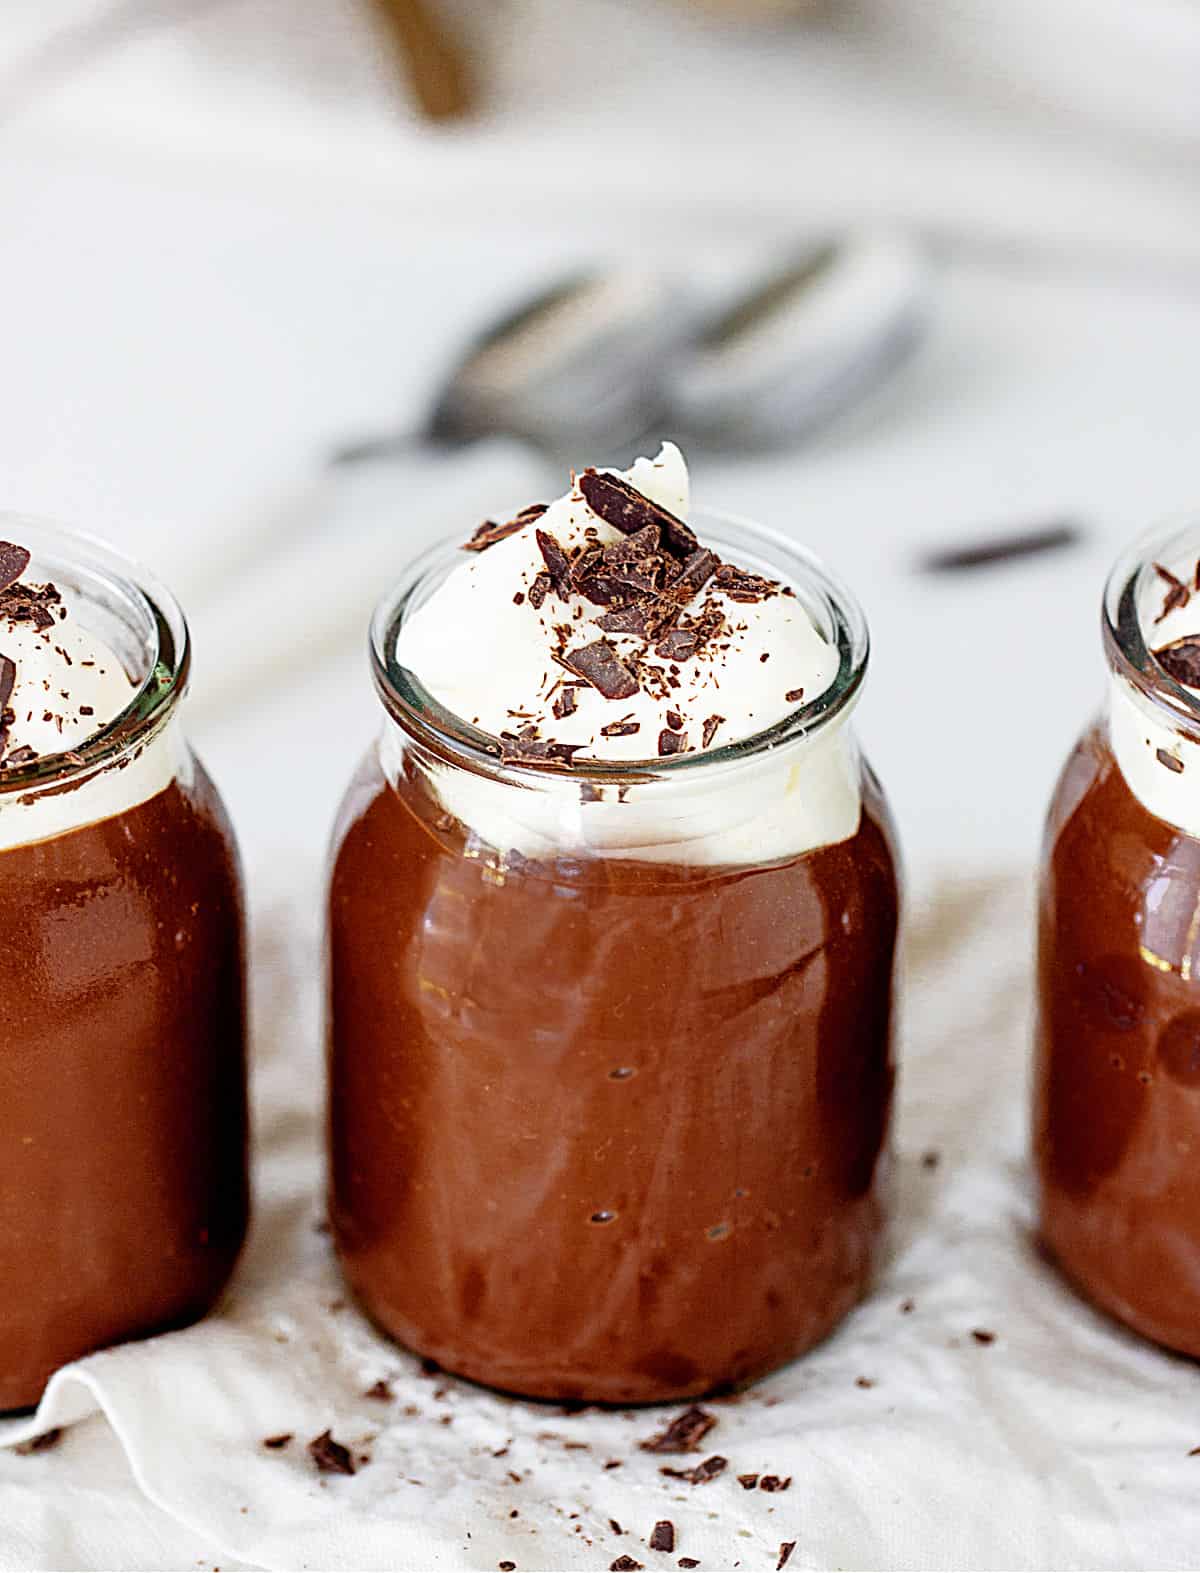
[369,0,476,122]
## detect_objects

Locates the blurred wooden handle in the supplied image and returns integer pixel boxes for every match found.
[369,0,476,122]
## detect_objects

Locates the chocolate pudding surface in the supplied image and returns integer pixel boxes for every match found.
[0,769,248,1411]
[1036,720,1200,1356]
[328,752,898,1404]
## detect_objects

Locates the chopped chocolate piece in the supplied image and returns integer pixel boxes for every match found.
[14,1428,62,1455]
[2,745,37,768]
[640,1406,717,1454]
[536,530,574,601]
[701,715,725,749]
[78,705,94,716]
[0,653,15,712]
[654,627,698,663]
[688,1455,726,1484]
[971,1328,996,1345]
[307,1429,356,1475]
[920,521,1082,573]
[658,729,688,757]
[785,688,805,704]
[609,1518,624,1535]
[528,573,551,610]
[601,719,640,738]
[562,639,640,701]
[364,1378,394,1401]
[713,562,776,603]
[900,1297,915,1314]
[604,1458,622,1469]
[601,524,661,564]
[665,710,684,732]
[262,1433,293,1450]
[1156,748,1184,774]
[0,543,30,595]
[553,686,578,720]
[499,1563,517,1571]
[579,470,698,560]
[597,606,650,636]
[1154,563,1191,622]
[777,1543,796,1571]
[464,518,524,554]
[666,549,718,607]
[855,1376,874,1389]
[737,1474,759,1490]
[679,1562,700,1570]
[610,1559,643,1572]
[921,1149,940,1170]
[760,1474,792,1491]
[513,592,525,606]
[1155,636,1200,689]
[650,1521,675,1553]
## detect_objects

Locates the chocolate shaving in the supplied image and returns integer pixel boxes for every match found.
[1,744,37,768]
[262,1433,293,1450]
[579,470,698,560]
[665,709,684,731]
[658,729,688,757]
[760,1474,792,1492]
[364,1379,394,1401]
[1155,636,1200,689]
[679,1562,700,1570]
[737,1473,759,1490]
[307,1429,356,1475]
[658,1454,727,1486]
[1156,748,1184,774]
[1154,563,1191,622]
[0,542,30,594]
[464,504,546,553]
[597,606,650,636]
[654,627,698,662]
[552,686,578,720]
[640,1406,717,1455]
[610,1559,643,1572]
[713,562,776,603]
[971,1328,996,1345]
[600,718,640,738]
[14,1428,62,1455]
[0,653,15,711]
[665,549,718,608]
[528,573,551,610]
[649,1522,675,1553]
[778,1542,796,1571]
[785,687,805,704]
[701,715,725,749]
[562,639,639,701]
[536,529,573,601]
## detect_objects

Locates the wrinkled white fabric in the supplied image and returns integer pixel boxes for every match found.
[4,869,1200,1571]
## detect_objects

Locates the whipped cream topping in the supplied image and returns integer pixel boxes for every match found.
[397,444,839,763]
[0,543,178,852]
[389,445,863,866]
[1110,553,1200,837]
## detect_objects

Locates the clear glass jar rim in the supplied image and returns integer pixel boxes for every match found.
[370,504,870,784]
[0,513,188,794]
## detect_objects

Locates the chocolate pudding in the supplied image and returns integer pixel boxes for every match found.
[327,445,900,1402]
[0,526,247,1412]
[1036,527,1200,1356]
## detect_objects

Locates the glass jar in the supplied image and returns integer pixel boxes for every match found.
[327,511,900,1403]
[0,521,248,1412]
[1036,520,1200,1355]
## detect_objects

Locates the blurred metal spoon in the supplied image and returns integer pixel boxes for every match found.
[333,229,932,466]
[332,269,694,466]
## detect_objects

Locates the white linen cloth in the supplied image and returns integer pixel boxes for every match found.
[4,870,1200,1572]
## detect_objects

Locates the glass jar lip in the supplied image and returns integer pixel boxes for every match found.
[1104,515,1200,738]
[369,503,870,784]
[0,513,188,794]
